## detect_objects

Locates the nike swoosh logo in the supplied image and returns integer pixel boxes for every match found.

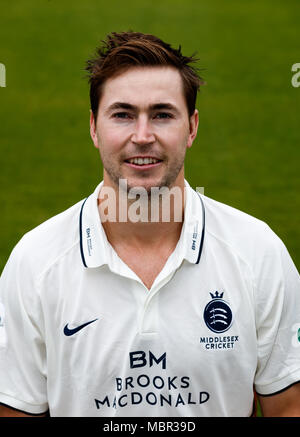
[63,318,98,336]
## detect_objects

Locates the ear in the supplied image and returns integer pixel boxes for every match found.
[90,110,99,149]
[186,109,199,149]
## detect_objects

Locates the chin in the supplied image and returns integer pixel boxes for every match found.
[125,178,168,193]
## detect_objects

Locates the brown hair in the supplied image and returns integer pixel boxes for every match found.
[85,31,204,119]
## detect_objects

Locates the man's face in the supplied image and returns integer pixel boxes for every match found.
[90,66,199,193]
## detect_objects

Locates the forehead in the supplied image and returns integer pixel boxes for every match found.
[99,66,186,111]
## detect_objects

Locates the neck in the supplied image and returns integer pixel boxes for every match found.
[98,179,185,249]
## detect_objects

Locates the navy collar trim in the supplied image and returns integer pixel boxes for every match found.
[196,192,205,265]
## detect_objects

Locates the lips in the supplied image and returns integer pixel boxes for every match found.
[124,156,162,166]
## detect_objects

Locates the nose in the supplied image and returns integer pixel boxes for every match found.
[131,115,155,146]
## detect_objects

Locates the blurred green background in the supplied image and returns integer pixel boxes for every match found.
[0,0,299,274]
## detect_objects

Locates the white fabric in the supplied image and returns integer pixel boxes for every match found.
[0,180,299,416]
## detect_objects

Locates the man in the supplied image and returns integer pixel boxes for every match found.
[0,31,300,417]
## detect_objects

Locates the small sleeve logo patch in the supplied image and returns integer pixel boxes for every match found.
[291,323,300,348]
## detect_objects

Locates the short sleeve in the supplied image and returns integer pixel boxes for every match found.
[0,240,48,414]
[254,227,300,395]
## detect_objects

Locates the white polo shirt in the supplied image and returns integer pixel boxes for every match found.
[0,180,300,417]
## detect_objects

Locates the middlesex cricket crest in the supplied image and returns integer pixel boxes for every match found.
[203,291,233,333]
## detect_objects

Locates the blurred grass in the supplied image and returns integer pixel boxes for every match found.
[0,0,299,275]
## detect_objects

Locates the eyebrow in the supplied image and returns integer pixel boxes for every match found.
[105,102,180,115]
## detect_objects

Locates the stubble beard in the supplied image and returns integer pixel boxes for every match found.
[102,152,185,195]
[99,148,187,223]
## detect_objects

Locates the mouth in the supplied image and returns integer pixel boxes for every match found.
[124,156,163,169]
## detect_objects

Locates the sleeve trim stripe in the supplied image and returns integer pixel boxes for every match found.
[0,401,48,416]
[0,392,48,415]
[256,380,300,397]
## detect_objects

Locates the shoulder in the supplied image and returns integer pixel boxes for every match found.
[203,194,275,239]
[201,195,300,305]
[201,194,284,268]
[4,199,85,280]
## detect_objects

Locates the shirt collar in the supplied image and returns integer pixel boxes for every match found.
[181,179,205,264]
[79,180,205,268]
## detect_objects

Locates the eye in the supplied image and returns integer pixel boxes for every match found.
[154,112,173,119]
[112,112,131,119]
